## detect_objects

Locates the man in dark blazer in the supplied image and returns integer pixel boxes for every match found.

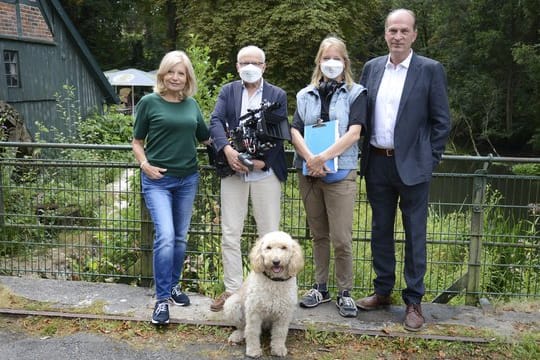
[356,9,451,331]
[208,45,288,312]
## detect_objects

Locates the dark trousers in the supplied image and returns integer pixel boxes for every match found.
[365,155,430,305]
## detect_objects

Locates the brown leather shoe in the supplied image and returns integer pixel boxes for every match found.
[210,291,232,312]
[355,293,392,310]
[404,304,425,331]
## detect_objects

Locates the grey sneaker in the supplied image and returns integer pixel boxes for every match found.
[299,284,331,308]
[151,300,170,325]
[336,290,358,318]
[170,285,190,306]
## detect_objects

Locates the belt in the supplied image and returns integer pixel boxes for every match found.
[370,146,394,156]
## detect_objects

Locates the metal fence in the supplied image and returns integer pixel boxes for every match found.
[1,142,539,305]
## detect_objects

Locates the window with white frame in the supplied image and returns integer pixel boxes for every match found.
[4,50,20,87]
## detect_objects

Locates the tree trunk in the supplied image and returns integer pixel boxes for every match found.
[505,68,513,132]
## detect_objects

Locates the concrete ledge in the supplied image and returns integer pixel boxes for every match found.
[1,276,538,341]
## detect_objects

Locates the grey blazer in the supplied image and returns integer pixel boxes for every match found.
[360,53,451,186]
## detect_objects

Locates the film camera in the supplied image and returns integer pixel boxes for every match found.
[208,101,291,177]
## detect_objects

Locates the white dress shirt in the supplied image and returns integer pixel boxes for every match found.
[371,50,413,149]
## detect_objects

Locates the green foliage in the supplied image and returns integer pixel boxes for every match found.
[182,170,224,294]
[61,0,540,155]
[0,113,10,141]
[3,85,125,261]
[60,0,160,70]
[424,206,470,301]
[181,0,379,113]
[34,83,81,146]
[303,325,336,347]
[0,195,46,256]
[512,332,540,359]
[511,163,540,176]
[421,0,540,155]
[77,110,133,145]
[54,84,82,141]
[482,187,540,298]
[37,83,134,169]
[0,165,103,258]
[71,229,140,282]
[187,34,234,120]
[512,43,540,151]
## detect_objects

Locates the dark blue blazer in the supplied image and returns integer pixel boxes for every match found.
[360,53,451,186]
[209,80,288,182]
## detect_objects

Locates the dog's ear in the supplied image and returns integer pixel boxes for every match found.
[249,238,265,273]
[288,239,305,276]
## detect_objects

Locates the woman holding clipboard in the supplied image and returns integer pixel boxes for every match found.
[290,36,367,318]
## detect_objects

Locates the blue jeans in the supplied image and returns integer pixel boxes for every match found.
[142,172,199,301]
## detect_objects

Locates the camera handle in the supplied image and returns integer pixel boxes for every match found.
[237,153,254,171]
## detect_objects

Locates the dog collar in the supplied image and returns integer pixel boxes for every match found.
[263,272,292,282]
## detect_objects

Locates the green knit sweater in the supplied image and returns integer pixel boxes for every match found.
[133,93,209,177]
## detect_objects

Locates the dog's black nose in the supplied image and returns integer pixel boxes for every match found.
[272,259,280,266]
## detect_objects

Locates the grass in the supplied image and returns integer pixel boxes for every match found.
[1,314,537,359]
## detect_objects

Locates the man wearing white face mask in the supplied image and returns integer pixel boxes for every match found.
[209,45,288,312]
[291,36,367,318]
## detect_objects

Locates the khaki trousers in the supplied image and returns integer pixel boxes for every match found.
[298,170,357,292]
[220,173,282,292]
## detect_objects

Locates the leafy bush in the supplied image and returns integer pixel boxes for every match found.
[482,188,540,298]
[512,163,540,176]
[77,109,133,145]
[187,34,234,120]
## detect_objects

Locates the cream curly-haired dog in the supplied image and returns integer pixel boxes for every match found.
[223,231,304,358]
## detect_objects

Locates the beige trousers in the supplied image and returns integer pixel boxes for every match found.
[220,173,282,292]
[298,170,357,292]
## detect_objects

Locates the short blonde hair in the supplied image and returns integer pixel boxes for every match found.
[154,50,197,100]
[310,36,354,89]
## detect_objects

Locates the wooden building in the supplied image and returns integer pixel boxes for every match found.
[0,0,118,139]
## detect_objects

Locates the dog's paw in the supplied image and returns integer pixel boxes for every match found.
[227,330,244,344]
[271,344,288,357]
[245,345,263,358]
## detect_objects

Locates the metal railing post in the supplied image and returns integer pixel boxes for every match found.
[0,167,4,227]
[466,160,490,305]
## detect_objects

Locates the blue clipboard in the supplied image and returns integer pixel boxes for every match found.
[302,120,339,175]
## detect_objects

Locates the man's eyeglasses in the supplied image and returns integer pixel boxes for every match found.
[238,61,264,67]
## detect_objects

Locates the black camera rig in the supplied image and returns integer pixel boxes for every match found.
[230,101,290,169]
[209,101,291,177]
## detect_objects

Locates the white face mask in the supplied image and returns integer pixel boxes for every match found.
[239,64,263,83]
[320,59,344,79]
